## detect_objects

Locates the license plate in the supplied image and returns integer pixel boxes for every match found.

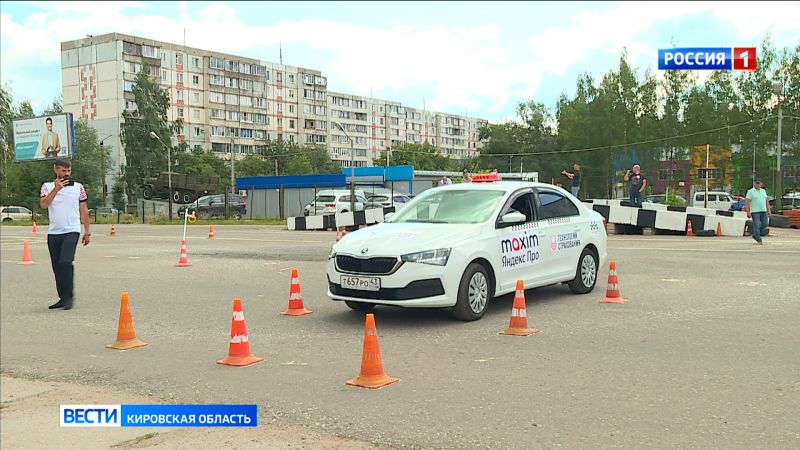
[340,275,381,291]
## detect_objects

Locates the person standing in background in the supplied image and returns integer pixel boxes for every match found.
[624,164,647,206]
[561,163,582,198]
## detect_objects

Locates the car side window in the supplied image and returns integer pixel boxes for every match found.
[498,191,536,225]
[535,189,579,219]
[708,194,717,201]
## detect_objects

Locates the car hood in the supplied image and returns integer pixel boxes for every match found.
[334,222,482,257]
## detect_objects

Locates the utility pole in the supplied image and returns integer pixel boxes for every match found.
[774,82,784,210]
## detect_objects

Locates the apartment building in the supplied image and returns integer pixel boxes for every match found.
[60,33,487,202]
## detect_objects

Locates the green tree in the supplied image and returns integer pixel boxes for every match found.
[111,174,126,211]
[120,63,181,202]
[70,119,108,208]
[374,142,456,171]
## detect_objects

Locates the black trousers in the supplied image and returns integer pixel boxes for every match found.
[47,233,80,306]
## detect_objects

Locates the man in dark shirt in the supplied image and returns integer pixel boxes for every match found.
[561,163,582,198]
[624,164,647,206]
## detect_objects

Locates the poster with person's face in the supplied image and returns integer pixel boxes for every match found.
[12,113,74,161]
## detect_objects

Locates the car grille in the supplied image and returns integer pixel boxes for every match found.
[336,255,400,274]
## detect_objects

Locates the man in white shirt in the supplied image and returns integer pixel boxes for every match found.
[39,158,91,310]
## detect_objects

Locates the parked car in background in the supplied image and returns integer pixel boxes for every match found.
[178,194,246,219]
[644,194,687,205]
[364,194,412,210]
[690,191,734,210]
[89,207,119,217]
[1,205,33,222]
[729,195,776,212]
[304,190,366,216]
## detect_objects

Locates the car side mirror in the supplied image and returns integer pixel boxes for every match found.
[499,211,526,226]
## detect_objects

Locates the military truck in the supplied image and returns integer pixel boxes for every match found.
[141,172,221,204]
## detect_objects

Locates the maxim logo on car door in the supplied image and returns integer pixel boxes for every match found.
[500,231,541,271]
[550,232,581,251]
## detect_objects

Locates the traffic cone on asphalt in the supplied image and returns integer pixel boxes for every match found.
[110,224,117,236]
[175,240,192,267]
[716,222,722,237]
[281,268,313,316]
[599,260,626,304]
[208,224,214,239]
[106,292,147,350]
[19,240,35,265]
[32,222,38,234]
[217,298,264,367]
[499,280,539,336]
[686,219,695,237]
[346,313,398,389]
[335,228,343,242]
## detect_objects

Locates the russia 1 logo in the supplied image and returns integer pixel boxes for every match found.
[733,47,757,70]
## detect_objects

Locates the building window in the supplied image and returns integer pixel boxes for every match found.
[192,110,200,120]
[277,72,283,82]
[125,100,137,111]
[142,45,159,59]
[123,80,136,92]
[289,119,295,129]
[277,118,283,127]
[226,111,239,121]
[240,128,253,138]
[175,53,183,66]
[209,74,225,86]
[227,77,238,88]
[192,92,200,103]
[240,79,252,90]
[191,56,200,68]
[192,75,200,85]
[210,57,224,69]
[253,81,264,92]
[160,69,168,81]
[240,63,251,74]
[194,126,202,137]
[211,126,225,137]
[253,98,266,109]
[124,62,142,74]
[288,89,295,99]
[177,108,184,118]
[176,91,184,101]
[277,103,283,112]
[225,94,238,105]
[225,60,239,72]
[210,108,224,119]
[176,73,183,83]
[254,130,265,140]
[253,65,266,76]
[209,92,224,104]
[288,74,294,83]
[289,104,295,113]
[240,96,252,107]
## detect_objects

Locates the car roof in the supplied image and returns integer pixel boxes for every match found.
[431,180,558,193]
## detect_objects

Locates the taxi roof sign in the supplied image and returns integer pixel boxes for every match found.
[471,173,501,183]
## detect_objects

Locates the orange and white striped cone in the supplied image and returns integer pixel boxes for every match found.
[499,280,539,336]
[686,219,694,237]
[346,313,398,389]
[217,298,264,367]
[281,267,312,316]
[208,224,214,239]
[716,222,722,237]
[32,222,38,234]
[175,239,192,267]
[110,224,117,236]
[599,260,626,304]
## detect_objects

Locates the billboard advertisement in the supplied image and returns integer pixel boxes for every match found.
[12,113,75,161]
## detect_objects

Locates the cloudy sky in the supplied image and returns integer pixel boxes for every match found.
[1,1,798,122]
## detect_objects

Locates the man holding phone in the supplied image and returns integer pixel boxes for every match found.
[39,158,91,310]
[624,164,647,207]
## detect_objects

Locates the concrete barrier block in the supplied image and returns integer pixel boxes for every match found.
[335,211,355,227]
[287,217,297,231]
[609,205,638,225]
[305,215,325,230]
[655,210,688,231]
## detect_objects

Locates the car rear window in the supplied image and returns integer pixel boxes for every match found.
[316,195,336,202]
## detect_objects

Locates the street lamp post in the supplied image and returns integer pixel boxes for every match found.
[149,131,172,221]
[99,134,113,206]
[773,82,783,211]
[333,121,355,211]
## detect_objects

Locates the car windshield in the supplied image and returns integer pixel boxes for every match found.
[388,189,505,224]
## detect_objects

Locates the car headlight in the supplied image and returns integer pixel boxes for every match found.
[401,248,450,266]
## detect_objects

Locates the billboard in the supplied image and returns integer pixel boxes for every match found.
[12,113,75,161]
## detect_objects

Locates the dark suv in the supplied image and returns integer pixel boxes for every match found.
[178,194,246,219]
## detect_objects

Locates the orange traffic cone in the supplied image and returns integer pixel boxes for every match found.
[346,313,398,389]
[599,260,626,304]
[110,224,117,236]
[281,267,312,316]
[208,224,214,239]
[32,222,38,234]
[217,298,264,367]
[175,239,192,267]
[19,240,35,265]
[106,292,148,350]
[335,228,343,242]
[716,222,722,237]
[499,280,539,336]
[686,219,694,236]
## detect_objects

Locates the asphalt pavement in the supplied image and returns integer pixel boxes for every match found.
[1,224,799,449]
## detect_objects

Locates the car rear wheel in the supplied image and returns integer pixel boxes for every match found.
[142,186,153,199]
[345,301,375,312]
[453,263,491,321]
[568,247,598,294]
[181,192,192,203]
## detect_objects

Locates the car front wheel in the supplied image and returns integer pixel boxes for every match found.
[568,247,598,294]
[453,263,491,321]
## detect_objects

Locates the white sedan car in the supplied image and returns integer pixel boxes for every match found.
[327,177,608,321]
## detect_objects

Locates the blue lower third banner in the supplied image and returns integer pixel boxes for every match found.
[60,404,258,427]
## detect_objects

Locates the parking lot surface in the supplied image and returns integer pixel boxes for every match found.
[2,224,799,448]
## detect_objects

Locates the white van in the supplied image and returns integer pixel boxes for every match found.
[304,190,366,216]
[691,191,734,210]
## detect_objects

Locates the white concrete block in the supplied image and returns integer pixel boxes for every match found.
[655,210,688,231]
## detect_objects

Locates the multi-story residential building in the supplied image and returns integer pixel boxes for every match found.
[60,33,486,204]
